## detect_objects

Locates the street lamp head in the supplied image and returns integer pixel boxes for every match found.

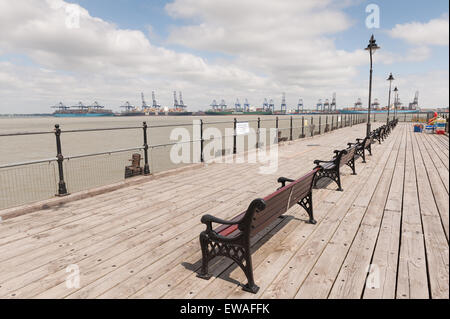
[393,87,398,93]
[387,73,394,81]
[365,34,380,52]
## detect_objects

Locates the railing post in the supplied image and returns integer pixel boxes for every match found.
[326,116,328,132]
[142,122,150,175]
[200,119,204,162]
[54,124,68,196]
[319,116,322,134]
[290,116,293,141]
[311,116,314,137]
[331,116,334,131]
[301,116,304,138]
[257,117,261,148]
[233,118,237,154]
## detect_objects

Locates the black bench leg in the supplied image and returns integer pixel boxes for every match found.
[368,144,372,156]
[347,158,357,175]
[335,168,343,191]
[298,192,316,224]
[197,232,212,280]
[362,149,367,163]
[241,251,260,294]
[314,169,342,191]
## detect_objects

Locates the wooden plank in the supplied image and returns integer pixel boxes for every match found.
[410,129,449,299]
[259,130,400,299]
[304,126,403,299]
[0,123,389,299]
[362,128,406,299]
[395,129,429,299]
[414,132,449,240]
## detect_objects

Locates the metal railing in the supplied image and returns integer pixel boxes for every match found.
[0,113,371,210]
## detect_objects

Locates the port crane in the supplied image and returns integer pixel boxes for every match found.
[316,99,323,112]
[354,98,363,110]
[331,93,337,112]
[235,99,242,111]
[280,93,287,113]
[372,98,380,110]
[219,99,227,110]
[409,91,419,110]
[210,99,219,110]
[263,98,269,111]
[297,98,304,113]
[173,91,179,108]
[179,92,187,109]
[140,93,150,111]
[89,101,105,110]
[324,99,330,112]
[269,99,275,112]
[71,102,89,110]
[244,98,250,112]
[52,102,70,111]
[152,91,161,109]
[120,101,136,112]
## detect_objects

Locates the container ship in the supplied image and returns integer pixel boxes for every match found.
[205,99,272,115]
[339,93,420,114]
[52,102,114,117]
[166,91,192,116]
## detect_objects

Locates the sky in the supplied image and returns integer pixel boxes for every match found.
[0,0,448,113]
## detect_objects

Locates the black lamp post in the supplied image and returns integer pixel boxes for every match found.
[386,73,394,125]
[393,87,398,120]
[365,34,380,137]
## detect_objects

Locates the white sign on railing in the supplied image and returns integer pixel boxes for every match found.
[236,122,250,136]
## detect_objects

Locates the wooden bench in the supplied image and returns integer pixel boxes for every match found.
[372,126,386,144]
[124,153,143,178]
[313,146,357,192]
[348,136,372,163]
[197,168,320,294]
[277,131,288,143]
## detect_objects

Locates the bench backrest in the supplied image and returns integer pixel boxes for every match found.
[335,147,356,167]
[129,153,141,168]
[364,137,372,148]
[246,169,319,237]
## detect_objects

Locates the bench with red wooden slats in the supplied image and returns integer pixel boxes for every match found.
[313,146,357,192]
[197,168,320,294]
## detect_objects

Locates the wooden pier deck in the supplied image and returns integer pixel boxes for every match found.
[0,123,448,299]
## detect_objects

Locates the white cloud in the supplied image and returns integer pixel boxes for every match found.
[377,46,431,64]
[0,0,448,113]
[389,15,449,46]
[165,0,366,89]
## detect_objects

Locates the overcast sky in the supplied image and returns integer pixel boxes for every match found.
[0,0,448,113]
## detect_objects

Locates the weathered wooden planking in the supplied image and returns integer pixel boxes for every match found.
[362,128,406,299]
[259,131,397,299]
[324,127,403,299]
[414,133,449,240]
[410,130,449,299]
[396,129,429,299]
[300,126,405,299]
